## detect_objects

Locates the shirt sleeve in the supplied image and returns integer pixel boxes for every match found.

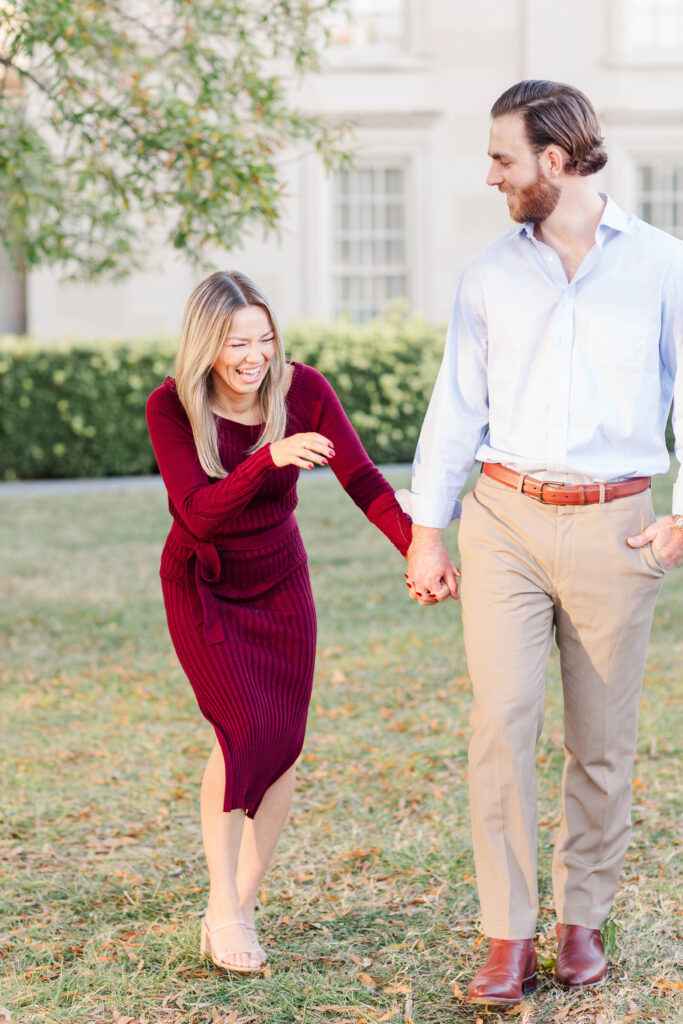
[304,367,412,556]
[397,262,490,527]
[661,259,683,514]
[145,383,276,540]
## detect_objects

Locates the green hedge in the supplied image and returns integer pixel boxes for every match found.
[0,320,675,481]
[0,316,444,480]
[0,338,177,480]
[286,316,443,464]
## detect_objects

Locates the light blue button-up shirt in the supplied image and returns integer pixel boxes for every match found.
[400,195,682,528]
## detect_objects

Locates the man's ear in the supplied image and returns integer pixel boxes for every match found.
[544,145,566,178]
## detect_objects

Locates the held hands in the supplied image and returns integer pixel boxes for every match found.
[626,515,683,570]
[270,432,335,471]
[405,525,461,606]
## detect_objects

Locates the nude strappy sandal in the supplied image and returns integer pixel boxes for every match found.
[244,924,267,963]
[200,916,264,975]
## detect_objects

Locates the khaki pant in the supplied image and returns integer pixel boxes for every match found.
[458,472,667,939]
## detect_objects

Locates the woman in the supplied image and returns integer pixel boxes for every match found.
[146,270,412,975]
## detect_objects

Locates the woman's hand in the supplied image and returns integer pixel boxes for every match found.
[270,432,335,470]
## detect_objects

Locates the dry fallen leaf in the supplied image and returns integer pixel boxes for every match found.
[384,983,412,995]
[358,972,377,989]
[653,976,683,992]
[552,1008,571,1021]
[161,992,186,1009]
[450,981,464,1000]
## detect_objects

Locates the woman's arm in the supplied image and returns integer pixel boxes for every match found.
[304,368,412,556]
[146,383,276,540]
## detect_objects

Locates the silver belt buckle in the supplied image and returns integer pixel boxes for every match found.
[537,480,566,502]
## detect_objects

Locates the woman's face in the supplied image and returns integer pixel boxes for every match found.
[211,305,276,400]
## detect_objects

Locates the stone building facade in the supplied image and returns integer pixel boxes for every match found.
[4,0,683,337]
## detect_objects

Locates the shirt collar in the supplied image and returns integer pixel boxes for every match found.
[513,193,632,241]
[598,193,631,234]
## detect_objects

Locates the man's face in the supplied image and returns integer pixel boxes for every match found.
[486,113,561,224]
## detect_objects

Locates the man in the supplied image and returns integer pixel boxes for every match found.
[400,80,683,1004]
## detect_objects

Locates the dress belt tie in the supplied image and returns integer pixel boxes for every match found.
[170,514,296,646]
[191,540,223,645]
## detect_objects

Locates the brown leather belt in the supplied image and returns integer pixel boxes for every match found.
[482,463,650,505]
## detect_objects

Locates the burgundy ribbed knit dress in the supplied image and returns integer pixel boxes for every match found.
[146,363,411,817]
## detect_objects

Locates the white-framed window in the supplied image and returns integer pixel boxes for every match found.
[331,164,409,323]
[329,0,407,55]
[616,0,683,60]
[637,162,683,237]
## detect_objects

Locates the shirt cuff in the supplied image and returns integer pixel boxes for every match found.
[395,489,461,528]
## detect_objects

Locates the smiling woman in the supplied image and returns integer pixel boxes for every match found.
[173,272,289,478]
[145,269,412,978]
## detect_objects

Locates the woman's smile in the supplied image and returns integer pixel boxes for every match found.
[234,365,264,383]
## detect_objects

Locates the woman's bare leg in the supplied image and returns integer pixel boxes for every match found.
[237,765,297,948]
[201,742,261,970]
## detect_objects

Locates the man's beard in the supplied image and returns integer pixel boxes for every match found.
[506,167,561,224]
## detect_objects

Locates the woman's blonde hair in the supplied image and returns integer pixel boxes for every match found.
[175,270,287,478]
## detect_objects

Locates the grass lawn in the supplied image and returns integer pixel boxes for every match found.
[0,467,681,1024]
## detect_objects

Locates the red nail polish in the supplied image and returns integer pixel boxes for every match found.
[415,591,422,597]
[404,573,409,578]
[308,462,314,469]
[322,459,328,465]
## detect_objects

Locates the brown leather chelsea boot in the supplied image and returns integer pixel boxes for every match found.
[467,937,537,1004]
[555,924,607,989]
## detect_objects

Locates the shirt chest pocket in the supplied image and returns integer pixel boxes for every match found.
[578,303,660,373]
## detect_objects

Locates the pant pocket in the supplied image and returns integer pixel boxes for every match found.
[637,539,668,577]
[647,540,669,574]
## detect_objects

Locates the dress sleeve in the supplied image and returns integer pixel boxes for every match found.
[146,383,276,540]
[303,367,412,556]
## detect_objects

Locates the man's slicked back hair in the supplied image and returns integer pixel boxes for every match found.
[491,80,607,176]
